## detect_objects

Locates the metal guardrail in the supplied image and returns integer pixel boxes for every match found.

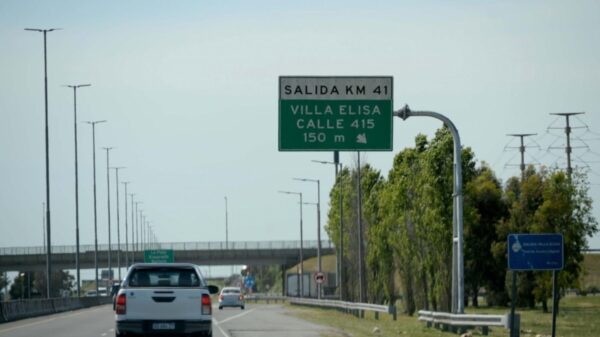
[0,297,112,323]
[289,297,397,321]
[244,294,287,304]
[0,240,334,255]
[417,310,517,336]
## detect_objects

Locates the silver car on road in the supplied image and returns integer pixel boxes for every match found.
[218,287,245,310]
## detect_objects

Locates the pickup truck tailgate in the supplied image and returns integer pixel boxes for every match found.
[124,288,205,320]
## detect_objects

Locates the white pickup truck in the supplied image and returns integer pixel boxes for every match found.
[115,263,219,337]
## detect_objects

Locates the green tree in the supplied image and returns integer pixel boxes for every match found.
[493,167,598,311]
[9,272,34,300]
[30,270,75,298]
[379,139,428,314]
[325,162,384,303]
[377,128,476,313]
[464,164,509,307]
[531,169,598,311]
[243,265,282,294]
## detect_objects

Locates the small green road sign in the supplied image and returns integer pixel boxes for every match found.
[279,76,393,151]
[144,249,174,263]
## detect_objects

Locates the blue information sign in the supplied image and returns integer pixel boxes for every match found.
[508,234,564,271]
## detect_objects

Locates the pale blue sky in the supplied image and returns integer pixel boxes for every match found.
[1,0,599,253]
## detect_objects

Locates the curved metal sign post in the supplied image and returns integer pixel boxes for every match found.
[395,105,464,314]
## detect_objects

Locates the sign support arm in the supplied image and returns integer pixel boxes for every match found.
[395,105,464,314]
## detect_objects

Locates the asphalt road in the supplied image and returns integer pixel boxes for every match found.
[0,303,334,337]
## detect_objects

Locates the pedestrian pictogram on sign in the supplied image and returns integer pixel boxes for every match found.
[313,272,326,284]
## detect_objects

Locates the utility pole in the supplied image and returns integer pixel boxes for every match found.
[279,191,304,297]
[64,83,90,297]
[357,151,366,303]
[122,182,130,267]
[112,167,125,280]
[507,134,537,181]
[293,177,322,299]
[42,202,46,254]
[25,27,60,299]
[396,105,465,314]
[547,112,585,337]
[85,120,106,295]
[549,112,585,179]
[225,197,229,249]
[311,154,344,300]
[506,133,536,337]
[130,193,136,263]
[103,147,114,283]
[335,154,344,301]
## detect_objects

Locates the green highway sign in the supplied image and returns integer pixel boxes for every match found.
[279,76,393,151]
[144,249,174,263]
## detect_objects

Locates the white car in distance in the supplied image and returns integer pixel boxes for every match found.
[114,263,219,337]
[218,287,245,310]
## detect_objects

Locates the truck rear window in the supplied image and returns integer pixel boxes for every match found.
[128,267,201,287]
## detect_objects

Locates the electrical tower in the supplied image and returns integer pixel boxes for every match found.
[505,133,539,180]
[548,112,586,178]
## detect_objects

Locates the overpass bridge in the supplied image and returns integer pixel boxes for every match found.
[0,240,335,273]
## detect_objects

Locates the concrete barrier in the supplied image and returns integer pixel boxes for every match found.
[0,296,112,324]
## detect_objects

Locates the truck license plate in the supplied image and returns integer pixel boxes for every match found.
[152,322,175,330]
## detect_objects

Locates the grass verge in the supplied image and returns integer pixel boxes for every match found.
[288,295,600,337]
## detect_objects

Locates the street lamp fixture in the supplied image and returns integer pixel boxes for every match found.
[278,190,304,298]
[293,177,323,299]
[312,157,344,300]
[25,27,61,299]
[85,120,106,295]
[102,147,114,283]
[64,83,91,297]
[111,167,125,280]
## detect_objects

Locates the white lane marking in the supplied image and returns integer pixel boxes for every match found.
[101,333,107,336]
[213,318,231,337]
[0,306,105,334]
[214,308,257,325]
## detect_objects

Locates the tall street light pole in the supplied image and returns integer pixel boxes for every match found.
[64,83,90,298]
[138,210,146,251]
[112,167,125,280]
[139,209,144,252]
[356,152,366,303]
[225,196,233,275]
[294,177,322,299]
[146,220,151,248]
[85,120,106,295]
[25,27,60,299]
[279,190,303,298]
[103,147,114,282]
[312,157,344,300]
[225,197,229,249]
[122,181,130,268]
[135,202,143,255]
[129,193,136,263]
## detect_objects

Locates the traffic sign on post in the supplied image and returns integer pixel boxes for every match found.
[144,249,174,263]
[313,271,326,284]
[508,234,564,271]
[279,76,393,151]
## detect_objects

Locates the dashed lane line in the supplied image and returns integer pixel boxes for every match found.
[214,308,257,325]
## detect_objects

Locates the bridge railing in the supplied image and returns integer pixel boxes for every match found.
[0,240,335,256]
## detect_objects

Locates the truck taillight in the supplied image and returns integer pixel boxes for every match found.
[239,294,244,301]
[116,293,127,315]
[201,294,211,315]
